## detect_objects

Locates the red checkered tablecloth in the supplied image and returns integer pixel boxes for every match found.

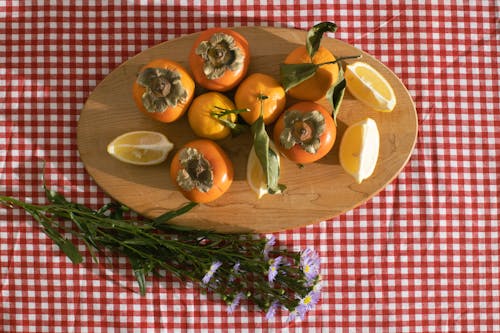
[1,1,498,332]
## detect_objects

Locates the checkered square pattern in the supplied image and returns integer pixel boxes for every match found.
[1,1,498,332]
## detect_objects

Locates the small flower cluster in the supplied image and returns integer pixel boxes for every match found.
[200,235,322,321]
[0,187,322,322]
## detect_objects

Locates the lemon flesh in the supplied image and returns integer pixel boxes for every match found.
[107,131,174,166]
[339,118,380,184]
[345,62,396,112]
[246,144,280,199]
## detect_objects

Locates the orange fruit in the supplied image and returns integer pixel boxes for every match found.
[272,101,336,164]
[283,46,340,101]
[170,139,234,203]
[189,28,250,92]
[187,92,237,140]
[234,73,286,125]
[132,59,195,123]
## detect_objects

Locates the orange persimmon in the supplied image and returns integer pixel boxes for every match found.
[272,101,336,164]
[170,139,234,203]
[189,28,250,92]
[133,59,195,123]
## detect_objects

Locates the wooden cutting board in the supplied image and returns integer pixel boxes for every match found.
[77,27,418,233]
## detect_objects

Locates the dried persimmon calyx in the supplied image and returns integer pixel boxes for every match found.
[176,147,214,193]
[279,110,325,154]
[137,67,188,113]
[195,32,244,79]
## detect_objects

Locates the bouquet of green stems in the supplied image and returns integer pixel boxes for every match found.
[0,184,321,321]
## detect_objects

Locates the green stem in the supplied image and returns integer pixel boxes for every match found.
[315,54,362,67]
[0,189,317,316]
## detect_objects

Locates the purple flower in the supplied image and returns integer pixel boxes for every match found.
[202,261,222,285]
[267,256,282,283]
[265,300,280,320]
[286,309,298,323]
[300,248,320,283]
[232,261,241,274]
[227,292,244,313]
[229,261,241,282]
[295,288,321,320]
[263,235,276,260]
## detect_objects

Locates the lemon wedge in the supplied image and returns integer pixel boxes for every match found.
[345,62,396,112]
[339,118,380,184]
[246,143,280,199]
[107,131,174,166]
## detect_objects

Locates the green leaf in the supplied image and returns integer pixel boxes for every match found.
[41,223,83,264]
[214,117,249,136]
[280,63,318,92]
[211,106,250,117]
[267,148,286,195]
[210,107,250,136]
[326,66,346,124]
[57,237,84,264]
[43,184,68,205]
[153,202,198,226]
[81,237,100,264]
[306,22,338,59]
[129,256,148,296]
[97,202,129,219]
[251,114,285,195]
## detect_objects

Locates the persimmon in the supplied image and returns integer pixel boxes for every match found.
[189,28,250,92]
[133,59,195,123]
[187,92,237,140]
[234,73,286,125]
[170,139,234,203]
[283,46,340,101]
[272,101,336,164]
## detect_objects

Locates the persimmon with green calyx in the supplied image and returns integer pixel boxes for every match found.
[170,139,234,203]
[189,28,250,92]
[272,101,336,164]
[133,59,195,123]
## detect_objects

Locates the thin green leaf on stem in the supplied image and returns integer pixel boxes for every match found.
[153,202,198,226]
[280,55,361,92]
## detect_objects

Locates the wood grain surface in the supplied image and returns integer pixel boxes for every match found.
[77,27,418,233]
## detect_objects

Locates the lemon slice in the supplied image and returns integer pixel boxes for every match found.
[107,131,174,166]
[246,143,280,199]
[339,118,380,184]
[345,62,396,112]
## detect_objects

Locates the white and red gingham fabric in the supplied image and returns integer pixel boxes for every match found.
[1,1,498,332]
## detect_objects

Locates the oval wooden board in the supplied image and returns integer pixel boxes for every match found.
[77,27,418,233]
